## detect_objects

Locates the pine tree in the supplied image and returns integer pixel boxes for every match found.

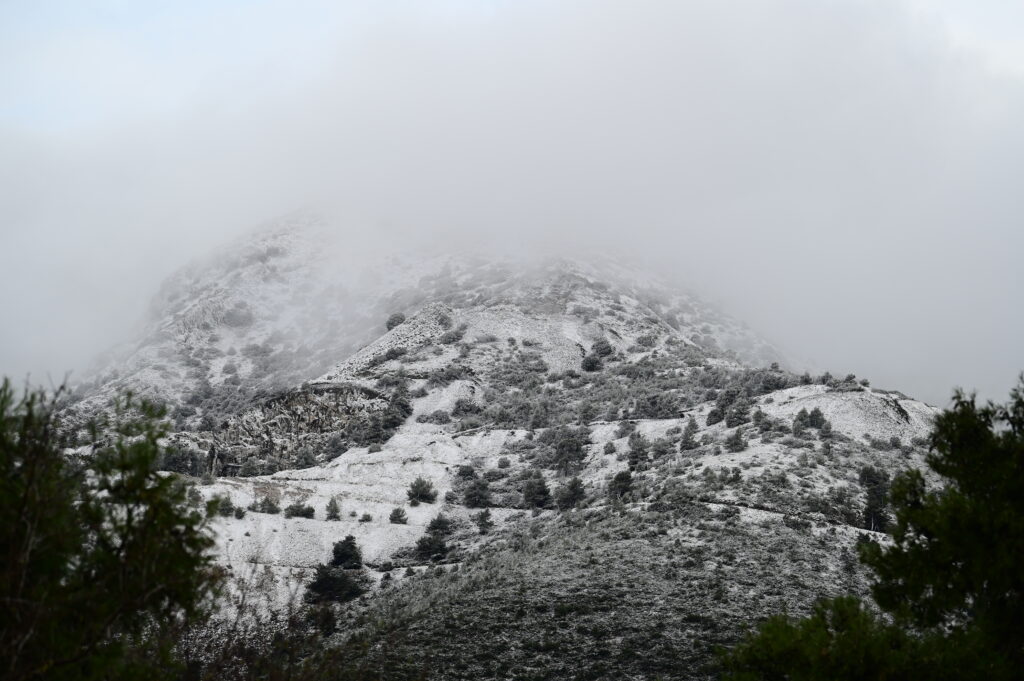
[522,477,550,508]
[555,477,586,510]
[808,407,826,428]
[608,470,632,499]
[627,432,648,471]
[407,476,437,505]
[681,416,700,451]
[463,478,491,508]
[331,535,362,569]
[0,381,219,681]
[325,497,341,521]
[723,379,1024,680]
[472,509,494,534]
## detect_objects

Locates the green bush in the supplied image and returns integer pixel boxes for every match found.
[407,476,437,505]
[555,477,586,510]
[426,514,454,536]
[283,502,315,519]
[325,497,341,521]
[725,429,747,453]
[304,566,366,604]
[609,470,632,498]
[331,535,362,569]
[473,508,495,534]
[248,497,280,514]
[415,532,448,560]
[389,507,408,524]
[592,338,614,357]
[385,312,406,330]
[581,354,602,372]
[463,478,492,508]
[522,477,550,508]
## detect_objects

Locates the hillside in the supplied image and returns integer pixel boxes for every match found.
[64,216,939,679]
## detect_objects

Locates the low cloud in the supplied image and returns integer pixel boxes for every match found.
[1,0,1022,405]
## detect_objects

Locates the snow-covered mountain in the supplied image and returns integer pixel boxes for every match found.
[65,215,940,679]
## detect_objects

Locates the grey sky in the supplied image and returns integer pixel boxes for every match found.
[1,0,1022,406]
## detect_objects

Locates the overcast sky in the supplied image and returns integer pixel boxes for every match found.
[1,0,1022,406]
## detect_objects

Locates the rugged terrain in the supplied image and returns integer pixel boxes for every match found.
[65,217,939,679]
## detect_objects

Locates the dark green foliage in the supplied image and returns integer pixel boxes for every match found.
[416,514,454,560]
[723,597,928,681]
[723,380,1024,680]
[415,532,448,560]
[439,326,467,344]
[635,334,657,348]
[426,364,471,387]
[451,398,480,417]
[416,409,451,424]
[157,444,207,476]
[426,514,454,537]
[463,478,492,508]
[407,476,437,505]
[609,470,632,498]
[331,535,362,569]
[249,496,280,514]
[581,354,602,372]
[858,466,890,532]
[592,338,614,357]
[632,391,679,419]
[808,407,826,428]
[284,502,315,519]
[304,565,366,604]
[725,429,747,453]
[0,381,218,681]
[522,477,551,508]
[292,447,316,468]
[553,434,587,474]
[472,508,494,534]
[725,398,751,428]
[325,497,341,521]
[213,494,235,517]
[554,477,586,510]
[385,312,406,330]
[681,416,700,451]
[706,407,724,426]
[627,432,648,471]
[860,383,1024,668]
[389,507,408,524]
[342,388,412,448]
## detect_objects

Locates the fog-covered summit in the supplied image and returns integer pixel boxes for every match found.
[68,215,789,424]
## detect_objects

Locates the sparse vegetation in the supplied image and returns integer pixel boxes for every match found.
[284,502,315,519]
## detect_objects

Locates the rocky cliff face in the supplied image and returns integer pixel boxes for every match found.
[65,216,939,679]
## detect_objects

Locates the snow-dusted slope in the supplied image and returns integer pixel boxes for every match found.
[61,215,945,676]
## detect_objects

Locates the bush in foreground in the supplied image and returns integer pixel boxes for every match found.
[0,381,219,681]
[723,379,1024,680]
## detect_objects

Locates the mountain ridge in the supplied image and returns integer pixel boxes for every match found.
[60,215,940,680]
